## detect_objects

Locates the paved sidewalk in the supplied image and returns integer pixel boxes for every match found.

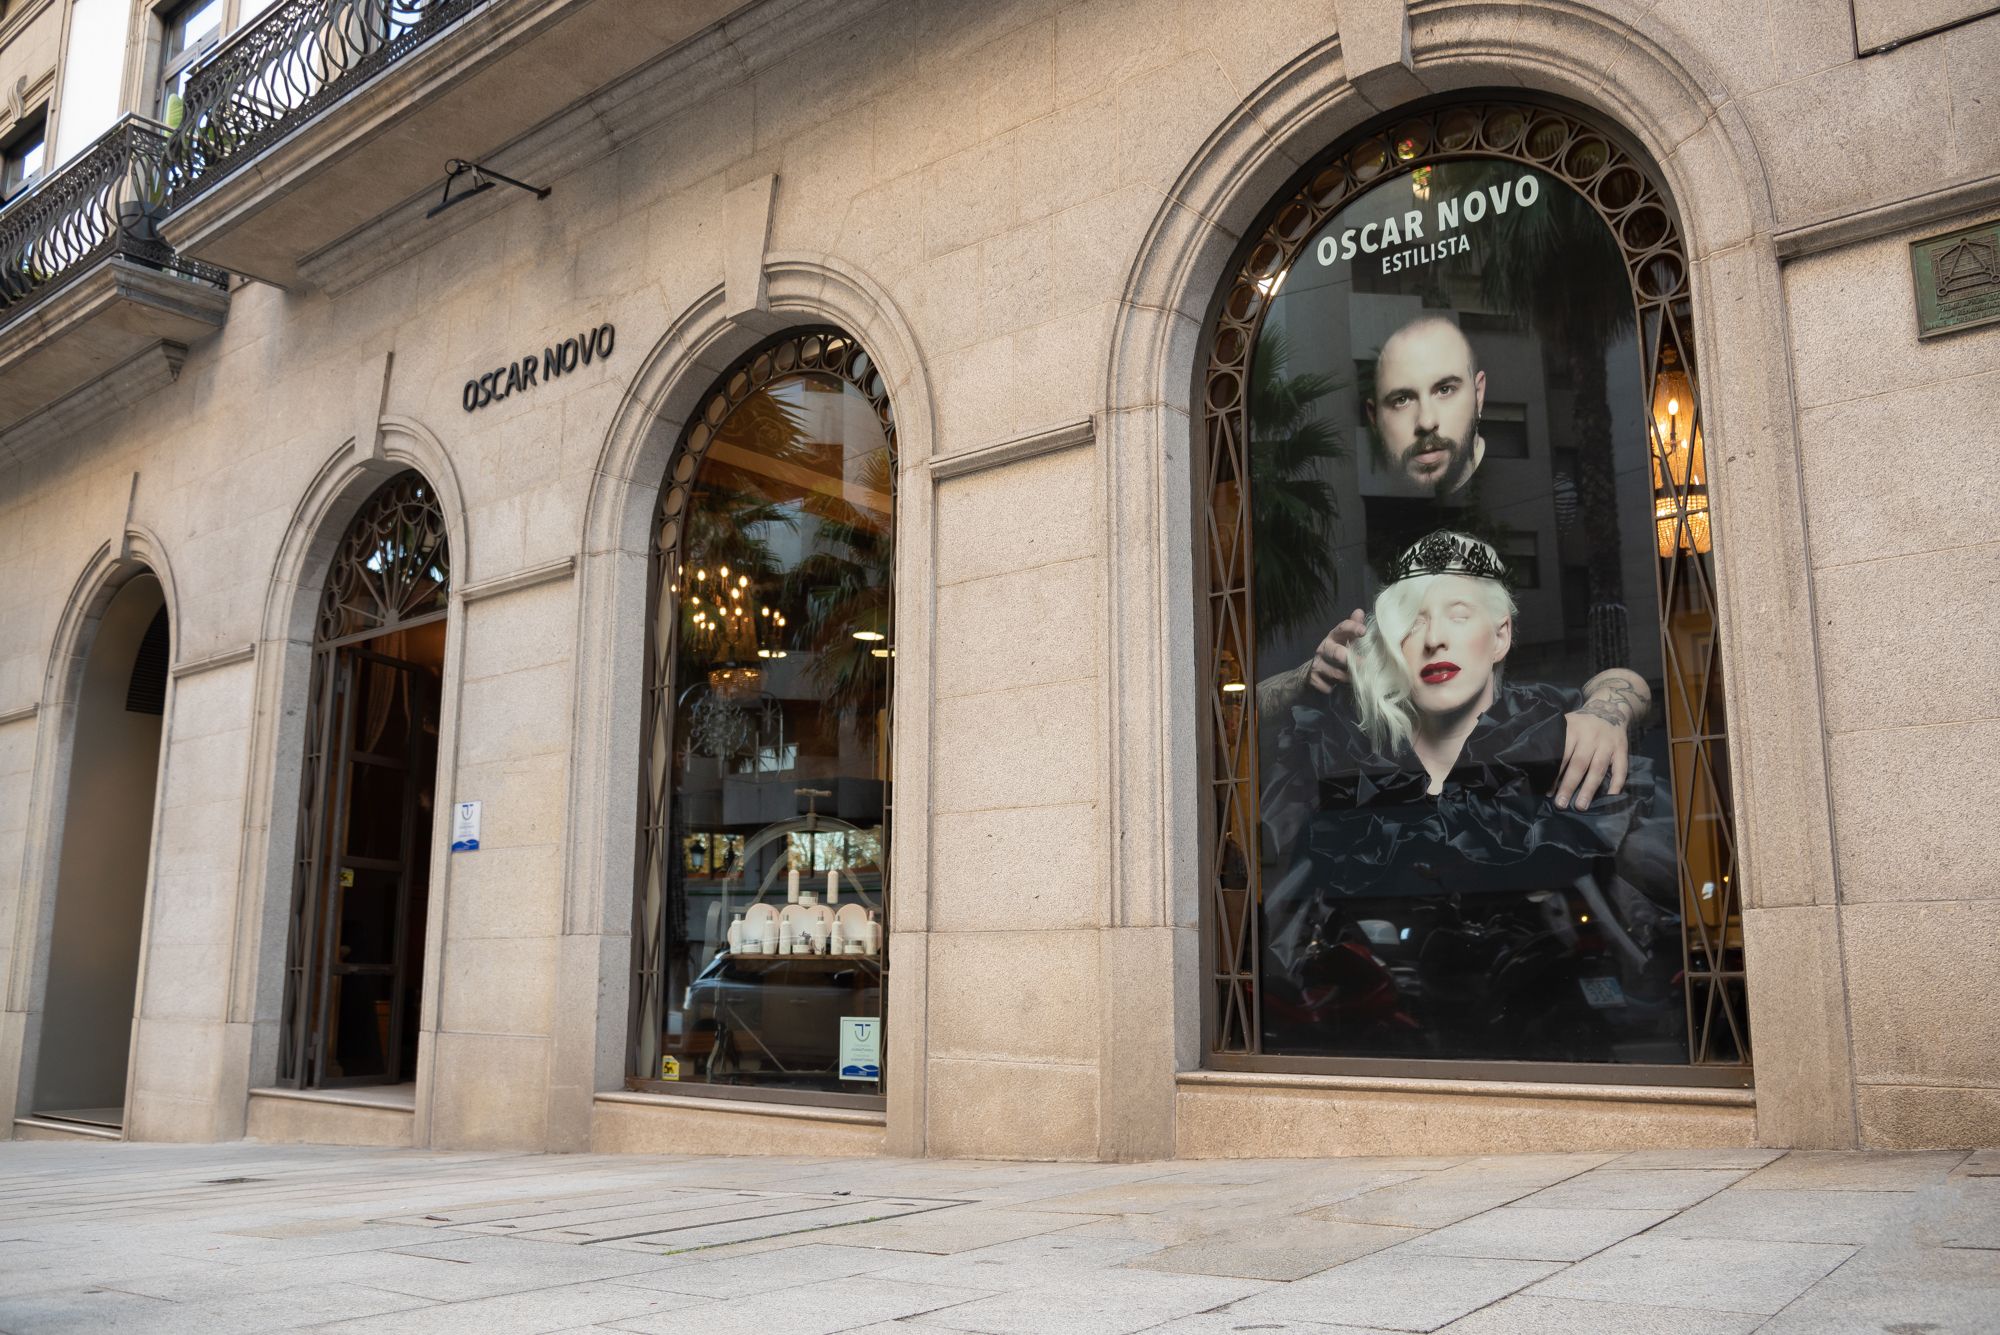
[0,1142,1995,1334]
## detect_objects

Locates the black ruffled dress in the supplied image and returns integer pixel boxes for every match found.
[1256,681,1685,1062]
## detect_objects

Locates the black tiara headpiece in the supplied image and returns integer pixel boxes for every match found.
[1389,530,1511,586]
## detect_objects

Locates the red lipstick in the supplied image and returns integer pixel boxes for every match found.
[1420,661,1459,684]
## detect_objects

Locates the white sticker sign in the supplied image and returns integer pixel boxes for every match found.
[838,1017,880,1082]
[451,800,482,852]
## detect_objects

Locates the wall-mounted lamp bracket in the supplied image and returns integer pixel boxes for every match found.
[425,159,552,219]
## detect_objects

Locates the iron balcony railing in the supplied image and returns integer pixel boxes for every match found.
[165,0,493,204]
[0,116,228,329]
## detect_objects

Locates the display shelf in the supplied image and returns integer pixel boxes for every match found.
[724,951,883,963]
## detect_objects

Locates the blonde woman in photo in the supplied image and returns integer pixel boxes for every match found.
[1255,531,1682,1063]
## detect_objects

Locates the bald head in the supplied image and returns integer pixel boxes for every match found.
[1380,316,1478,382]
[1370,316,1486,494]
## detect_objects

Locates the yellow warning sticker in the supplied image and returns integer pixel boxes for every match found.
[659,1055,680,1081]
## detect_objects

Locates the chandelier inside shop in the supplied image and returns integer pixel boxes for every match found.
[674,562,789,703]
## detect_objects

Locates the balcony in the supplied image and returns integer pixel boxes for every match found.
[0,117,230,440]
[161,0,740,288]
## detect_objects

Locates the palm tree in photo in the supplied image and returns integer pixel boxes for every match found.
[1249,326,1349,641]
[1468,165,1637,669]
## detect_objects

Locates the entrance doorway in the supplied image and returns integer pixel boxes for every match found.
[280,472,449,1090]
[32,574,168,1132]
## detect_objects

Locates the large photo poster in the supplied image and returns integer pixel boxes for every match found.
[1249,157,1689,1066]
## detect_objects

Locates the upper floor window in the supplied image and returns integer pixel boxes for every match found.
[158,0,224,119]
[1,113,46,205]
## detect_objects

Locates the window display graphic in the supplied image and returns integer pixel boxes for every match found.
[1210,120,1744,1075]
[839,1017,881,1081]
[633,331,895,1100]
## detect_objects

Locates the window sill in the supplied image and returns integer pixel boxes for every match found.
[248,1084,416,1113]
[1178,1069,1755,1107]
[595,1089,887,1126]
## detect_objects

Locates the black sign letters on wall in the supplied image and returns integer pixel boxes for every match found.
[463,323,617,412]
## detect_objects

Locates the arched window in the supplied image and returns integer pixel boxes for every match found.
[281,470,449,1089]
[1201,100,1746,1083]
[631,329,896,1106]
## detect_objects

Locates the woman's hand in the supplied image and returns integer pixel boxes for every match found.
[1556,670,1648,808]
[1305,608,1367,693]
[1556,706,1628,809]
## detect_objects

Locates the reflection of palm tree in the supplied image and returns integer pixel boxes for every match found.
[1251,328,1347,638]
[1470,171,1635,669]
[677,393,802,654]
[790,447,893,725]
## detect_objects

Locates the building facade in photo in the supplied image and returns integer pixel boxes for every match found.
[0,0,1996,1159]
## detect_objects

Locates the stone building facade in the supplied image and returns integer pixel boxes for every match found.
[0,0,1995,1160]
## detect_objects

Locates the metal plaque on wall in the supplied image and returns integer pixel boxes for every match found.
[1911,217,2000,339]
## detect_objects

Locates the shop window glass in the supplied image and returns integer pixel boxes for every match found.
[1202,102,1745,1082]
[633,330,896,1103]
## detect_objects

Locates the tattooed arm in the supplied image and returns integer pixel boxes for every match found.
[1556,668,1652,809]
[1578,668,1651,729]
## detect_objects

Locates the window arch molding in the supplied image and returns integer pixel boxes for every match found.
[5,531,179,1035]
[568,255,936,1149]
[1195,94,1750,1082]
[1096,24,1837,1152]
[235,424,471,1095]
[628,324,900,1106]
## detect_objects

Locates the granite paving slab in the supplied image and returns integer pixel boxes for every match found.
[1312,1183,1541,1230]
[1651,1186,1922,1244]
[311,1278,692,1333]
[1398,1204,1675,1261]
[1510,1168,1746,1211]
[1932,1178,2000,1250]
[1753,1241,2000,1334]
[1120,1217,1419,1280]
[1606,1149,1785,1172]
[1015,1180,1234,1216]
[1138,1316,1409,1335]
[612,1242,911,1296]
[0,1284,199,1335]
[1734,1149,1970,1192]
[807,1207,1091,1254]
[864,1227,1167,1291]
[1525,1234,1856,1314]
[1313,1155,1615,1230]
[603,1276,992,1335]
[1431,1293,1763,1333]
[908,1268,1270,1335]
[1223,1251,1562,1332]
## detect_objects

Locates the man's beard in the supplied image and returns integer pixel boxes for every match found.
[1398,420,1479,497]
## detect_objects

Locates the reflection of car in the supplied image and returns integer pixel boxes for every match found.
[682,953,881,1078]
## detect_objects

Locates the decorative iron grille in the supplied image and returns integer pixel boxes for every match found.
[630,328,898,1089]
[1200,100,1749,1077]
[0,116,227,327]
[165,0,492,204]
[314,470,451,643]
[279,470,450,1085]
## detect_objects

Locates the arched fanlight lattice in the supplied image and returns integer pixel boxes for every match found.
[630,328,898,1093]
[1201,99,1746,1075]
[315,471,451,644]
